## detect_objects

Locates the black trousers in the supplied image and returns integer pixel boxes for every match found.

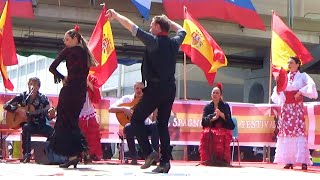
[124,122,159,159]
[130,82,176,164]
[21,122,54,155]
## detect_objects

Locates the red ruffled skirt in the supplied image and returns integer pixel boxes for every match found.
[199,127,232,165]
[79,113,102,160]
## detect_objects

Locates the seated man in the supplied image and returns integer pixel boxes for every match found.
[199,82,235,166]
[108,81,159,165]
[3,77,55,163]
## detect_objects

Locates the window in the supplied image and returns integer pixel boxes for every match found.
[9,69,17,79]
[36,60,45,70]
[19,65,26,76]
[27,62,35,73]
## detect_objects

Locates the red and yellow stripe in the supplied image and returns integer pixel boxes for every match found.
[181,8,227,85]
[271,11,313,69]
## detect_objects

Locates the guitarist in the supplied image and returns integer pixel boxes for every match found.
[108,81,159,165]
[3,77,55,163]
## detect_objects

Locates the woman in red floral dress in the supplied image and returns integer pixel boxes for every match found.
[271,56,318,170]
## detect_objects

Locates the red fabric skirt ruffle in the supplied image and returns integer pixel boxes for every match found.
[79,115,102,159]
[199,127,232,165]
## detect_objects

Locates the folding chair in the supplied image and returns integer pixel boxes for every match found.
[231,117,240,165]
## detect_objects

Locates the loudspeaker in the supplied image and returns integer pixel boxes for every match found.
[33,141,67,165]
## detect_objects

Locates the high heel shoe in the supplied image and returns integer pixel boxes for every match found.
[284,164,293,169]
[59,158,81,168]
[152,163,171,173]
[302,164,308,170]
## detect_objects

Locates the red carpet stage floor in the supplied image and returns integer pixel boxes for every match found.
[0,159,319,177]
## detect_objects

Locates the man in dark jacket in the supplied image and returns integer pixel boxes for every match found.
[106,9,186,173]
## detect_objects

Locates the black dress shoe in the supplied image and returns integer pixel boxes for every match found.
[20,153,31,163]
[302,164,307,170]
[284,164,293,169]
[59,158,81,168]
[152,163,171,173]
[140,151,159,169]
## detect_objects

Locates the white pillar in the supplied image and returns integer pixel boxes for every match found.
[176,64,181,99]
[296,0,304,17]
[117,64,122,97]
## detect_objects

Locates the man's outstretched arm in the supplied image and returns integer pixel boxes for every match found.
[106,9,136,34]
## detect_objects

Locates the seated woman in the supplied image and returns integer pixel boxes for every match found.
[199,83,235,166]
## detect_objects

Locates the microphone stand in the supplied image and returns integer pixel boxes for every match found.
[25,87,34,103]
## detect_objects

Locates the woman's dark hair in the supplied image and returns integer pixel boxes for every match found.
[290,56,301,71]
[66,28,99,68]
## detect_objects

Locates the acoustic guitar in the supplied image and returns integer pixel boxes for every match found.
[116,98,140,127]
[5,105,56,129]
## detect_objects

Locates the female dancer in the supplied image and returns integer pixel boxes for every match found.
[49,26,98,168]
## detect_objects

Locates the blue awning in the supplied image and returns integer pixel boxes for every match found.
[118,58,141,66]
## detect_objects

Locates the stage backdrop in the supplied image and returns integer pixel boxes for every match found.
[0,93,319,148]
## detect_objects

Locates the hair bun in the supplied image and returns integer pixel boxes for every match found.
[74,25,80,32]
[216,82,223,91]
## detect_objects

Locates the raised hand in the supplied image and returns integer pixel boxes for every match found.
[106,9,118,20]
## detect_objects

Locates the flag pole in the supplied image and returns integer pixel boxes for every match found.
[183,6,187,100]
[268,11,274,105]
[268,59,272,105]
[264,11,275,163]
[183,53,187,100]
[265,11,276,163]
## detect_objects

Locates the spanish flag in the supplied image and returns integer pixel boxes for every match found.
[181,7,227,86]
[88,4,117,88]
[0,1,16,91]
[271,11,312,69]
[271,11,312,92]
